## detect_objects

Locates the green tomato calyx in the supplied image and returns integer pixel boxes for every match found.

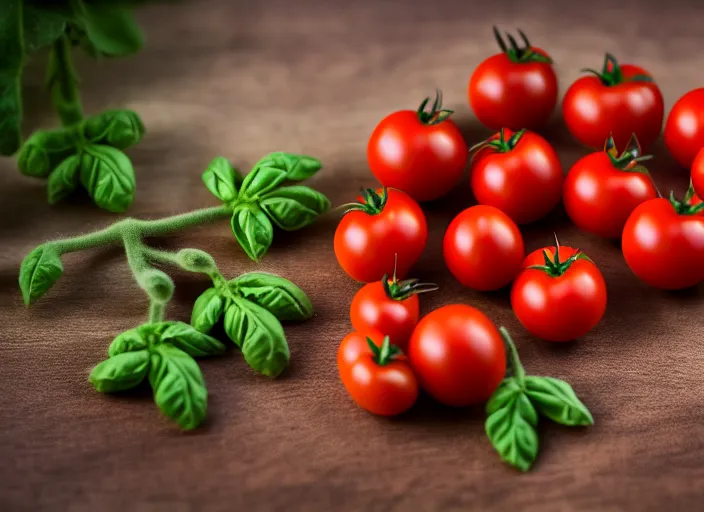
[670,185,704,215]
[525,235,592,277]
[367,335,403,366]
[581,53,653,87]
[382,254,438,300]
[469,128,526,161]
[341,187,389,215]
[493,26,552,64]
[604,133,654,172]
[416,90,453,125]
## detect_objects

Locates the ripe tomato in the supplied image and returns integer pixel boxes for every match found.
[350,268,437,351]
[408,304,506,406]
[443,205,525,291]
[511,240,607,342]
[470,128,563,224]
[622,194,704,289]
[691,147,704,199]
[469,28,557,131]
[367,91,468,202]
[562,53,664,150]
[337,332,419,416]
[563,134,659,238]
[334,187,428,283]
[664,88,704,169]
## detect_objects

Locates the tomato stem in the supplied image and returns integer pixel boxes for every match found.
[499,327,525,382]
[581,53,653,86]
[492,26,552,64]
[340,187,389,216]
[416,90,453,125]
[525,235,592,277]
[367,335,402,366]
[669,187,704,215]
[468,129,526,162]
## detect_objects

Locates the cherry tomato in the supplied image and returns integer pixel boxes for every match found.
[350,270,437,351]
[469,28,557,131]
[443,205,525,291]
[664,88,704,169]
[563,134,659,238]
[562,53,664,150]
[367,91,468,202]
[470,128,563,224]
[691,147,704,199]
[511,241,607,342]
[334,187,428,283]
[408,304,506,406]
[337,332,419,416]
[622,194,704,289]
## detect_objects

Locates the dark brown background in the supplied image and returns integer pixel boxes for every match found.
[2,0,704,510]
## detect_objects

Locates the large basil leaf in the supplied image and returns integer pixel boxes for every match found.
[81,109,145,149]
[79,144,136,212]
[230,204,274,262]
[22,3,68,53]
[524,376,594,427]
[0,0,23,156]
[191,287,225,333]
[72,1,144,57]
[17,127,79,178]
[149,344,207,430]
[47,155,81,204]
[260,185,330,231]
[89,350,150,393]
[238,166,287,199]
[202,156,239,203]
[253,152,322,181]
[233,272,313,321]
[160,321,226,357]
[223,297,290,377]
[19,245,63,306]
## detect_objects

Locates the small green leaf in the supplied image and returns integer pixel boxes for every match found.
[22,3,68,53]
[233,272,313,321]
[230,204,274,262]
[223,297,290,377]
[0,0,24,156]
[254,152,322,181]
[72,2,144,57]
[90,350,150,393]
[260,186,330,231]
[149,344,207,430]
[191,287,225,333]
[17,127,80,178]
[485,378,539,472]
[47,154,81,204]
[81,109,145,150]
[238,166,288,199]
[524,376,594,427]
[160,321,226,357]
[78,144,136,213]
[108,327,148,357]
[202,156,239,202]
[19,244,63,306]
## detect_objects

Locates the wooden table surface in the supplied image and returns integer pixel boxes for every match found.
[2,0,704,510]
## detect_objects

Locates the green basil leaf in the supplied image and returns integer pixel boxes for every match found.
[90,350,150,393]
[0,0,24,156]
[238,166,288,199]
[223,297,290,378]
[17,127,79,178]
[108,327,148,357]
[149,344,207,430]
[230,204,274,262]
[47,154,81,204]
[485,379,539,472]
[232,272,313,321]
[254,152,322,181]
[78,144,136,213]
[202,156,239,202]
[524,376,594,427]
[160,321,226,357]
[72,2,144,57]
[22,3,68,53]
[260,185,330,231]
[191,287,224,333]
[19,244,63,306]
[81,109,145,150]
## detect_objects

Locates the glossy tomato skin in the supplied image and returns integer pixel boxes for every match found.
[622,198,704,289]
[367,110,468,202]
[337,331,419,416]
[337,330,384,369]
[350,281,419,351]
[408,304,506,407]
[471,129,563,224]
[469,49,557,131]
[691,147,704,199]
[511,246,607,342]
[334,188,428,283]
[563,152,658,238]
[664,88,704,169]
[562,65,664,150]
[443,205,525,290]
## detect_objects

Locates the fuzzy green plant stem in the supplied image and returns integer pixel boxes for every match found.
[49,35,84,126]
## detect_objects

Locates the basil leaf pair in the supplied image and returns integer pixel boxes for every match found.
[90,321,225,430]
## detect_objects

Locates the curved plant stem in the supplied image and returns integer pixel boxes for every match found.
[148,301,166,323]
[48,34,84,126]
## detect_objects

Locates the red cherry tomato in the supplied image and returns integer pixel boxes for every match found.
[443,205,525,291]
[350,271,437,351]
[367,91,468,202]
[469,28,557,131]
[334,187,428,283]
[563,134,659,238]
[562,53,664,150]
[691,147,704,199]
[622,195,704,289]
[337,332,419,416]
[664,88,704,169]
[511,241,607,342]
[470,128,563,224]
[408,304,506,406]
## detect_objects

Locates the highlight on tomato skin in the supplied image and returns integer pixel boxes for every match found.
[664,88,704,169]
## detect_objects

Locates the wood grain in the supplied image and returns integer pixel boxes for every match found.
[2,0,704,510]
